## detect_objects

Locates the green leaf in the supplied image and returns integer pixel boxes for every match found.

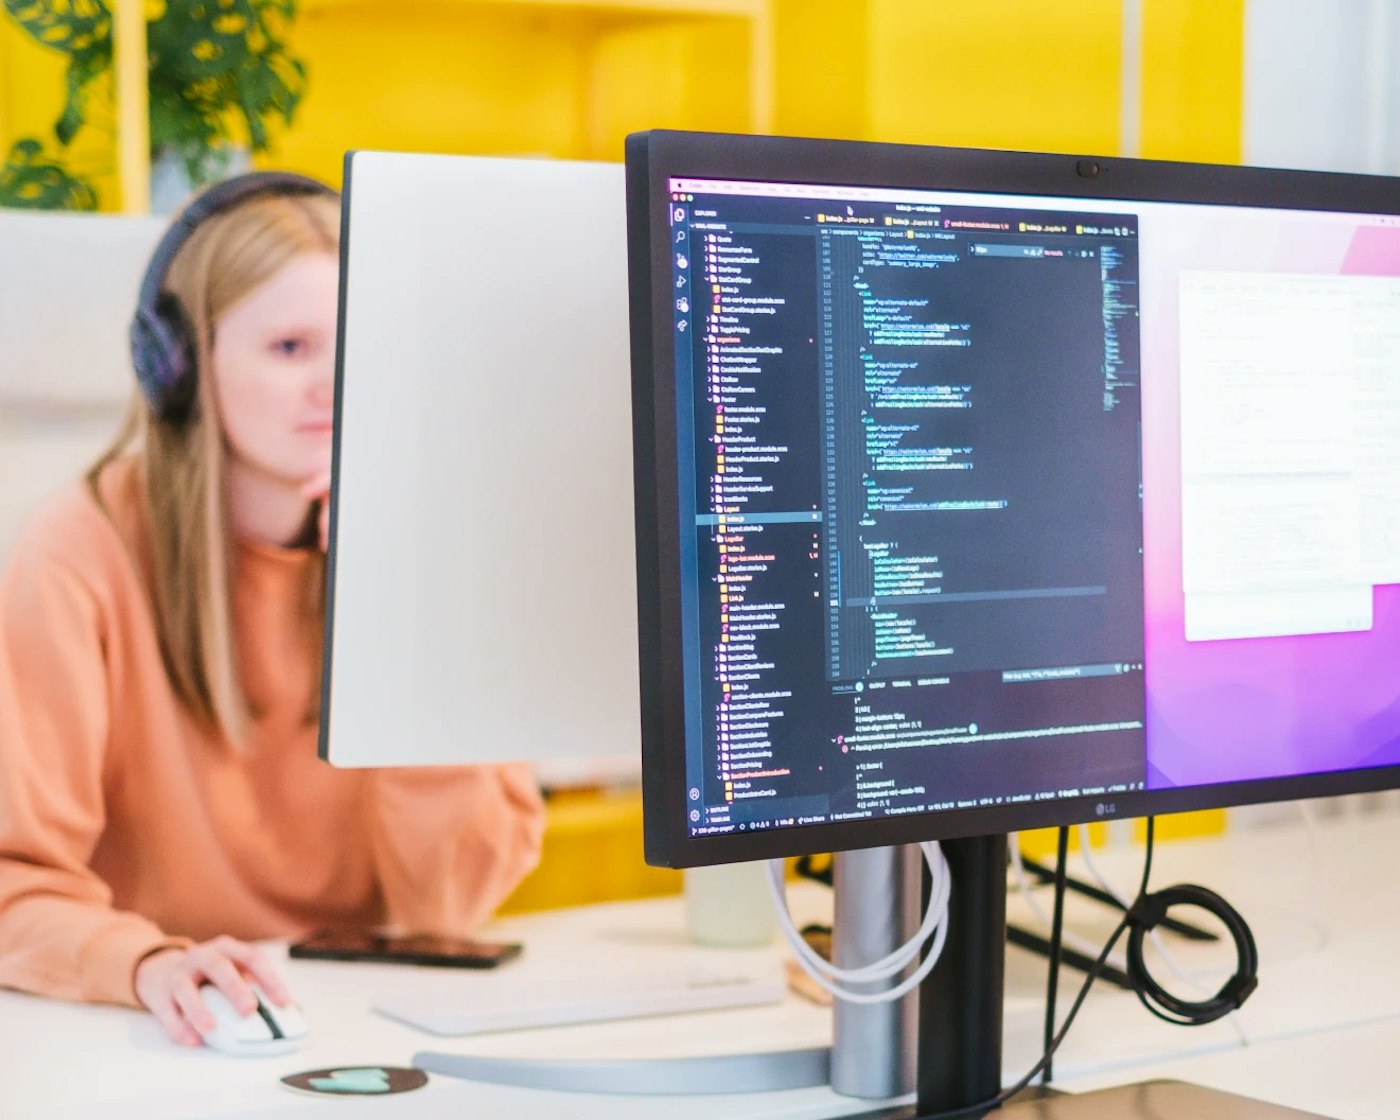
[55,44,111,145]
[3,1,111,56]
[6,0,307,172]
[3,1,113,146]
[146,0,306,159]
[0,136,99,210]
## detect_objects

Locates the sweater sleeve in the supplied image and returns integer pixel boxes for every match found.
[0,535,188,1007]
[367,762,545,936]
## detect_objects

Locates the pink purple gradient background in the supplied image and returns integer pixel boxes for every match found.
[1141,210,1400,789]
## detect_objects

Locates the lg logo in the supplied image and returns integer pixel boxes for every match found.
[1095,802,1118,817]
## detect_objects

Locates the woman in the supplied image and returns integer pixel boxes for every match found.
[0,172,545,1046]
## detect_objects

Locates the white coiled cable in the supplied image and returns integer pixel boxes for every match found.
[766,841,951,1005]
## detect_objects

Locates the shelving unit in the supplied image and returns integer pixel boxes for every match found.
[112,0,150,214]
[102,0,771,206]
[501,788,683,913]
[282,0,771,182]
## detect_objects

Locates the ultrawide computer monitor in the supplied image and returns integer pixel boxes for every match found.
[322,152,638,775]
[625,127,1400,1118]
[625,130,1400,870]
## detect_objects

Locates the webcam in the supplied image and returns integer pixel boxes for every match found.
[1076,159,1102,178]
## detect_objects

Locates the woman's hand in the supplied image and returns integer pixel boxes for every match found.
[300,470,332,550]
[133,936,294,1047]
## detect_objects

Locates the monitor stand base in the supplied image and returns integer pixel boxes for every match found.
[413,1045,830,1095]
[415,845,920,1100]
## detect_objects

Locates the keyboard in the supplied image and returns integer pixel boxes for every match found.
[373,966,787,1036]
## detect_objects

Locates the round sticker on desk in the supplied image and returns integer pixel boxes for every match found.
[280,1066,428,1097]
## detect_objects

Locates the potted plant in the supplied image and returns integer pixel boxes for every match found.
[0,0,307,210]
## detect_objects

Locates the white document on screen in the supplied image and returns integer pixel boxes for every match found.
[1178,271,1400,642]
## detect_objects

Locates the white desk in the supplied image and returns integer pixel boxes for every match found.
[1069,1018,1400,1120]
[5,811,1400,1119]
[0,891,862,1120]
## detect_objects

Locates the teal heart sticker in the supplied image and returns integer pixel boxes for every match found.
[308,1068,390,1093]
[282,1065,429,1097]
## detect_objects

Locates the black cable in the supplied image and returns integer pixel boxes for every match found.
[1041,826,1070,1085]
[921,817,1260,1120]
[1123,883,1258,1025]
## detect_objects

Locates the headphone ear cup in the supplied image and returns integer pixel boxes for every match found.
[131,295,196,419]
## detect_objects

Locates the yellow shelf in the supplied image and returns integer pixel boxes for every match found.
[500,785,1227,915]
[303,0,765,16]
[499,787,682,914]
[91,0,771,208]
[5,2,1246,212]
[267,0,771,179]
[112,0,149,214]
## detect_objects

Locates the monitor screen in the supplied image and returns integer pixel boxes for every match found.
[626,131,1400,866]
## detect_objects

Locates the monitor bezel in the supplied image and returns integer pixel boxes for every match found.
[626,128,1400,869]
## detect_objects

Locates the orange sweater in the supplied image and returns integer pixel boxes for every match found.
[0,461,544,1008]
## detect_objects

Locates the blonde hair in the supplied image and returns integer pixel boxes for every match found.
[91,187,340,745]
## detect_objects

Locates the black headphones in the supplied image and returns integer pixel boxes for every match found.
[129,170,338,420]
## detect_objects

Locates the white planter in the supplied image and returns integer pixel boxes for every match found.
[149,146,252,214]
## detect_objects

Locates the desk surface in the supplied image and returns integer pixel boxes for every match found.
[6,809,1400,1119]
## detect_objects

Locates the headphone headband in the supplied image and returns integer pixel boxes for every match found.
[130,170,338,419]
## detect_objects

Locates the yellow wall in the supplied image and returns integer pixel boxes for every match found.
[1141,0,1244,162]
[275,4,589,186]
[584,16,755,160]
[773,0,1244,162]
[271,3,758,186]
[771,0,870,142]
[865,0,1123,154]
[2,1,1248,198]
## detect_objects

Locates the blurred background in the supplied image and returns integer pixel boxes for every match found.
[3,0,1398,215]
[1,0,1397,912]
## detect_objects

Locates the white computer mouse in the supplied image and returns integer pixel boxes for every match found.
[197,983,309,1057]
